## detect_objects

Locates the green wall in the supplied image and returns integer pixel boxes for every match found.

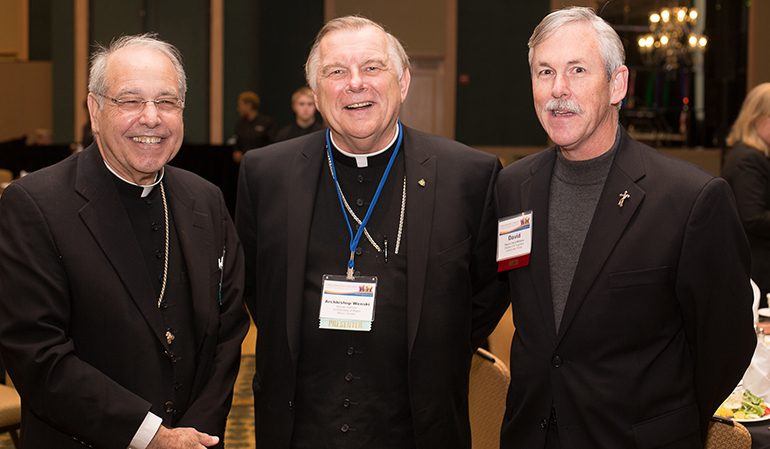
[29,0,551,146]
[91,0,210,143]
[456,0,548,146]
[29,0,73,144]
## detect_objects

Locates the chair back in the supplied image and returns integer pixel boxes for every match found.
[469,347,510,449]
[0,383,20,447]
[486,305,513,369]
[704,417,751,449]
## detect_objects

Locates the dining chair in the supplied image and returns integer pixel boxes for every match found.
[704,416,751,449]
[469,347,510,449]
[0,383,20,448]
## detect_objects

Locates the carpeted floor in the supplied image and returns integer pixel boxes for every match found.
[225,354,256,448]
[0,354,257,449]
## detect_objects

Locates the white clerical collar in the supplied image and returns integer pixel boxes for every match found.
[329,126,400,168]
[104,161,165,198]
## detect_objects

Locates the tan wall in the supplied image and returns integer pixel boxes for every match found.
[0,0,27,60]
[324,0,456,138]
[0,62,53,144]
[748,1,770,89]
[329,0,447,55]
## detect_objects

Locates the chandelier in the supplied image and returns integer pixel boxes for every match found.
[637,6,707,70]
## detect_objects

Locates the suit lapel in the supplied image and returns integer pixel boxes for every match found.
[403,128,436,357]
[525,150,559,342]
[75,145,168,349]
[556,131,646,342]
[286,135,325,369]
[165,169,212,351]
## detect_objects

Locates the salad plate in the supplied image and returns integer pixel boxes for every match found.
[733,414,770,423]
[716,389,770,422]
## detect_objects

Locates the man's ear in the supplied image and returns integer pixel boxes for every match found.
[610,65,629,106]
[399,67,411,103]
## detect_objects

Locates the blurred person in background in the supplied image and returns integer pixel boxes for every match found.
[723,82,770,308]
[275,86,325,142]
[231,91,276,163]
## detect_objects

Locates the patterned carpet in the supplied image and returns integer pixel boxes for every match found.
[225,354,257,448]
[0,355,257,449]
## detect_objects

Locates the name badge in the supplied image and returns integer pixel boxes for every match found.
[497,211,533,271]
[319,275,377,331]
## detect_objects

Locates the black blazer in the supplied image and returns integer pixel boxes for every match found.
[0,144,249,448]
[235,126,509,448]
[497,129,755,448]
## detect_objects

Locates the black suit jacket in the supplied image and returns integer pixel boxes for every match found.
[497,129,756,448]
[235,126,509,448]
[0,144,249,448]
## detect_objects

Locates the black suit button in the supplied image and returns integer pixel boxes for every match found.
[355,247,362,255]
[151,223,160,231]
[155,250,163,258]
[345,373,354,381]
[552,355,562,367]
[356,198,364,207]
[288,400,293,411]
[343,399,351,407]
[341,424,350,433]
[164,401,174,413]
[357,175,364,183]
[541,418,548,429]
[347,347,355,356]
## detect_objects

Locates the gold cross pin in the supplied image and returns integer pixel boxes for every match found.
[618,191,630,208]
[166,331,175,345]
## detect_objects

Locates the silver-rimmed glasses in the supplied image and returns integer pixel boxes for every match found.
[93,92,184,114]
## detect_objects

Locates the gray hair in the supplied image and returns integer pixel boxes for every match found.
[88,33,187,108]
[528,6,625,81]
[304,16,411,92]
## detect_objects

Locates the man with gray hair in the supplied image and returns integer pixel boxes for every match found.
[236,15,508,449]
[496,6,754,447]
[0,34,248,448]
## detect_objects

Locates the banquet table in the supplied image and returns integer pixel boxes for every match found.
[745,420,770,448]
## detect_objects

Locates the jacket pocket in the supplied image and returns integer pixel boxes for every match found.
[437,235,472,266]
[608,266,668,289]
[632,403,700,449]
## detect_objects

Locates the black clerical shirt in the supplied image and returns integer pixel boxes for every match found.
[112,175,197,424]
[291,140,415,449]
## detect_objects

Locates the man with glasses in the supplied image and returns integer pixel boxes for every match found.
[0,34,248,449]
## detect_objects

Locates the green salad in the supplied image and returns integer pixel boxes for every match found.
[716,389,770,420]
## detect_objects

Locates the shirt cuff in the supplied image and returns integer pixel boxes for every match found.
[128,412,163,449]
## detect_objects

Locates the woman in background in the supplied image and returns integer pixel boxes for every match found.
[723,82,770,308]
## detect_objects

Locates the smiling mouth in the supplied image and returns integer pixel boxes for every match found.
[132,136,162,144]
[550,110,575,116]
[345,102,373,110]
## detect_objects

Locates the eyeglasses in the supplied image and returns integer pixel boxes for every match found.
[93,92,184,114]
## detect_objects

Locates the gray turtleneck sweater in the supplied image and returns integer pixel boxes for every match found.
[548,130,620,332]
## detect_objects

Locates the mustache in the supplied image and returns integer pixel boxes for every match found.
[543,99,583,114]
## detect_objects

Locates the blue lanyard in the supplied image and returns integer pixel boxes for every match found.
[326,120,403,278]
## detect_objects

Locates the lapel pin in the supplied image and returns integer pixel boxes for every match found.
[618,190,630,208]
[418,179,426,187]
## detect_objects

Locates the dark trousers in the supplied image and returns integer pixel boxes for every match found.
[545,408,560,449]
